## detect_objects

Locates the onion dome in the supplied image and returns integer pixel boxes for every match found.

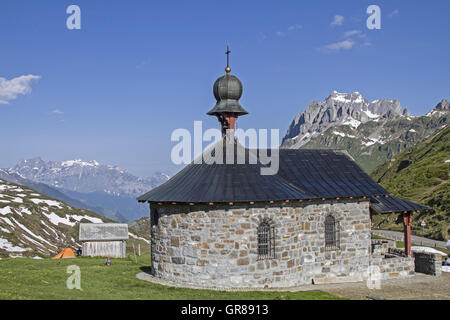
[207,74,248,116]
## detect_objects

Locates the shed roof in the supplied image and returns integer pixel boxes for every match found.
[369,196,431,214]
[79,223,129,241]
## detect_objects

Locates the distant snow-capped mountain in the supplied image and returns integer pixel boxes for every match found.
[8,158,167,197]
[282,91,411,149]
[6,159,169,222]
[282,93,449,173]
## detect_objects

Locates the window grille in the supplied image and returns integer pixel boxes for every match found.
[325,215,339,250]
[257,220,275,260]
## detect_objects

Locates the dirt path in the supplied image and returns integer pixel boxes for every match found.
[318,272,450,300]
[138,271,450,299]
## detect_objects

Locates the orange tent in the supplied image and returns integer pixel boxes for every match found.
[52,248,75,259]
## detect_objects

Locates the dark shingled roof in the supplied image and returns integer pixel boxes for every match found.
[277,149,387,198]
[370,196,431,214]
[137,139,429,213]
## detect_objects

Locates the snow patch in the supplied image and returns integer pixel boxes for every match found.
[362,137,386,147]
[21,208,32,215]
[332,131,356,138]
[0,238,30,252]
[43,212,102,227]
[0,217,15,228]
[411,246,447,256]
[0,207,13,216]
[30,199,63,209]
[342,118,361,129]
[11,217,57,248]
[426,109,448,117]
[43,212,76,227]
[363,109,381,119]
[11,197,23,204]
[62,159,100,167]
[21,234,46,248]
[129,232,150,244]
[0,227,10,233]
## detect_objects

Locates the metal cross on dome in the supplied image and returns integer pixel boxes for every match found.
[225,45,231,73]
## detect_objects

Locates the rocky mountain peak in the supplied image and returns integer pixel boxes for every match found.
[435,99,449,111]
[282,91,410,148]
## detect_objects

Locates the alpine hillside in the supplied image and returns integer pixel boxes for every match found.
[0,169,127,222]
[282,93,449,173]
[370,124,450,241]
[6,158,169,222]
[0,179,107,258]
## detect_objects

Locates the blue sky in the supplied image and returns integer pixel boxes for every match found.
[0,0,449,177]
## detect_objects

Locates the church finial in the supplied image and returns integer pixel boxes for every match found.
[225,45,231,74]
[207,47,248,136]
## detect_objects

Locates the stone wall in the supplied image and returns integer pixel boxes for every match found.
[149,199,371,288]
[371,254,415,280]
[413,251,442,276]
[371,239,396,255]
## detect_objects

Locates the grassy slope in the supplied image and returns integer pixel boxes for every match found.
[0,179,112,258]
[370,124,450,240]
[0,255,341,300]
[0,179,150,258]
[128,217,150,237]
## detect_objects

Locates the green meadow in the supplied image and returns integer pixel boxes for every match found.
[0,254,341,300]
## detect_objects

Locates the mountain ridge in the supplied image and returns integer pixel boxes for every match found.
[6,158,169,222]
[282,93,449,173]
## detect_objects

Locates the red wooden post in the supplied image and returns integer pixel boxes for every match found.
[402,211,413,256]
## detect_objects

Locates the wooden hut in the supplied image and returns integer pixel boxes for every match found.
[79,223,129,258]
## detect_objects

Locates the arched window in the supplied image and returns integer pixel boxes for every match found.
[257,220,275,260]
[325,215,339,250]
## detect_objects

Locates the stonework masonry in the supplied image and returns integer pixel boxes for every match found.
[371,254,415,280]
[413,251,443,276]
[149,199,373,288]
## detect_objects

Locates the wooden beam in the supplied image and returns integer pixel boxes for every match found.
[402,211,413,256]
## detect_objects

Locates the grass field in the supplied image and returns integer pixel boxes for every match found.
[0,254,342,300]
